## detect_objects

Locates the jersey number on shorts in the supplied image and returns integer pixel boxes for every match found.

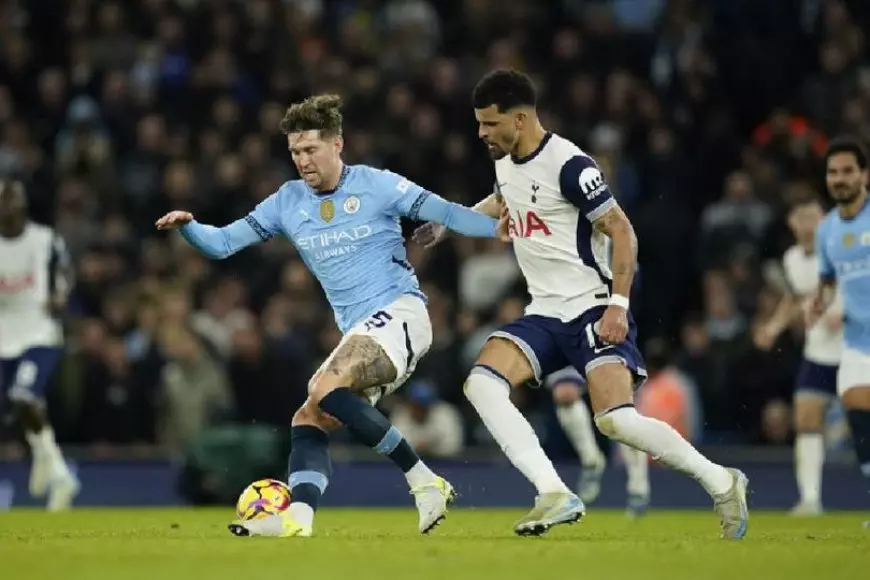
[364,310,393,331]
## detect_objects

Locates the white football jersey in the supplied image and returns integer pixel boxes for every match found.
[783,244,842,365]
[0,223,68,358]
[496,132,616,321]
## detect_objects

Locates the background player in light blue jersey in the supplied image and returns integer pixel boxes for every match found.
[156,94,500,538]
[809,137,870,523]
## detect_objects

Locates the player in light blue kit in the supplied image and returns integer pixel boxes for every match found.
[809,137,870,526]
[156,94,500,538]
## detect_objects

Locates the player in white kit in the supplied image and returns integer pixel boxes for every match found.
[416,69,748,539]
[0,180,79,510]
[755,195,842,515]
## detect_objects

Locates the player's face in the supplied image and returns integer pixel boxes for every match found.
[826,152,868,205]
[0,181,26,233]
[787,203,823,245]
[475,105,521,160]
[288,130,344,190]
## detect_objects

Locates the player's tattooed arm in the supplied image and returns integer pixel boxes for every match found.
[592,205,638,298]
[325,335,399,391]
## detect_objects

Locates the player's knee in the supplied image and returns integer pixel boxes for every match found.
[593,406,633,439]
[793,398,826,432]
[292,399,341,432]
[474,337,535,388]
[841,385,870,411]
[552,383,580,407]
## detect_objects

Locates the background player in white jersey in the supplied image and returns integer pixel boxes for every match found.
[0,180,79,510]
[546,366,650,517]
[156,94,500,537]
[418,69,748,539]
[754,194,842,515]
[808,137,870,527]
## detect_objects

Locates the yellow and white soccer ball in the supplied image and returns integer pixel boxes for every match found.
[236,479,292,520]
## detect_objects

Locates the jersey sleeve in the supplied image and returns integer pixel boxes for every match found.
[816,219,835,282]
[558,155,617,222]
[378,169,433,221]
[180,192,284,259]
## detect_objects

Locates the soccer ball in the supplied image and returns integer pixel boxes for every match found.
[236,479,292,520]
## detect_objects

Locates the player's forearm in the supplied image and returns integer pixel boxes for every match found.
[179,219,262,259]
[766,294,798,336]
[417,193,498,238]
[609,226,637,299]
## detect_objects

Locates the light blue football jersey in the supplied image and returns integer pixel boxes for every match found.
[180,164,497,332]
[817,197,870,353]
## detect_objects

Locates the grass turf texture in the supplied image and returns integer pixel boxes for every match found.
[0,509,866,580]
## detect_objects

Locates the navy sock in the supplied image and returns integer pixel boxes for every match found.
[847,410,870,481]
[287,425,332,510]
[319,387,420,472]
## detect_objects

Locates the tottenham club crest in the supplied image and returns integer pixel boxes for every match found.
[343,195,361,215]
[320,199,335,223]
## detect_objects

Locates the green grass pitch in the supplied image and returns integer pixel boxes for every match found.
[0,509,866,579]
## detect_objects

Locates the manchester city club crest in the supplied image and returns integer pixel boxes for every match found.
[320,199,335,223]
[343,195,361,214]
[844,232,856,248]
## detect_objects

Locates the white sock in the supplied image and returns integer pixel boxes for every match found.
[288,502,314,529]
[556,400,605,466]
[795,433,824,505]
[595,407,732,496]
[620,443,650,497]
[25,427,71,479]
[405,461,437,489]
[465,369,569,494]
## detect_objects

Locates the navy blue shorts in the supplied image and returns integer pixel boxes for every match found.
[0,347,63,404]
[794,358,838,397]
[492,305,647,387]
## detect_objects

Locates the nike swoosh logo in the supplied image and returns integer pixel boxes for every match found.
[593,344,614,355]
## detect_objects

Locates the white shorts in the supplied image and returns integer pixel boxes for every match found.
[311,294,432,405]
[838,348,870,395]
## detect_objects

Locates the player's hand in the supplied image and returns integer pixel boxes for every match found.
[411,222,447,248]
[597,305,629,344]
[752,325,777,351]
[155,210,194,230]
[824,313,844,333]
[497,205,511,242]
[804,294,824,329]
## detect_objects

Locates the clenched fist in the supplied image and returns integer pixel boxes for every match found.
[155,211,194,230]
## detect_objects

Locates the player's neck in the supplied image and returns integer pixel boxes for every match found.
[314,162,346,194]
[838,189,869,220]
[0,221,24,239]
[513,123,548,160]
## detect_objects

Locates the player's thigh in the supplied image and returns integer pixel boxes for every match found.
[793,360,836,431]
[561,307,647,414]
[309,295,432,403]
[5,347,62,404]
[838,349,870,410]
[479,316,566,388]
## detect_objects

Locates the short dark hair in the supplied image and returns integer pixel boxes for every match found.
[788,190,824,212]
[825,136,869,169]
[279,94,343,136]
[472,69,537,112]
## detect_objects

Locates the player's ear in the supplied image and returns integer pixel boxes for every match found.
[334,135,344,155]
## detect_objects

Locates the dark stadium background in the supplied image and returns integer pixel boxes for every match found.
[1,0,869,508]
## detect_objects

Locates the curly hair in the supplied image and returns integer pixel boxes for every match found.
[279,94,343,137]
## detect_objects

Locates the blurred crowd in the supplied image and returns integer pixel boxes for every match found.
[1,0,870,458]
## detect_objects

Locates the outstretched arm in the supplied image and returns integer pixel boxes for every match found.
[179,218,267,259]
[402,191,498,238]
[156,194,282,260]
